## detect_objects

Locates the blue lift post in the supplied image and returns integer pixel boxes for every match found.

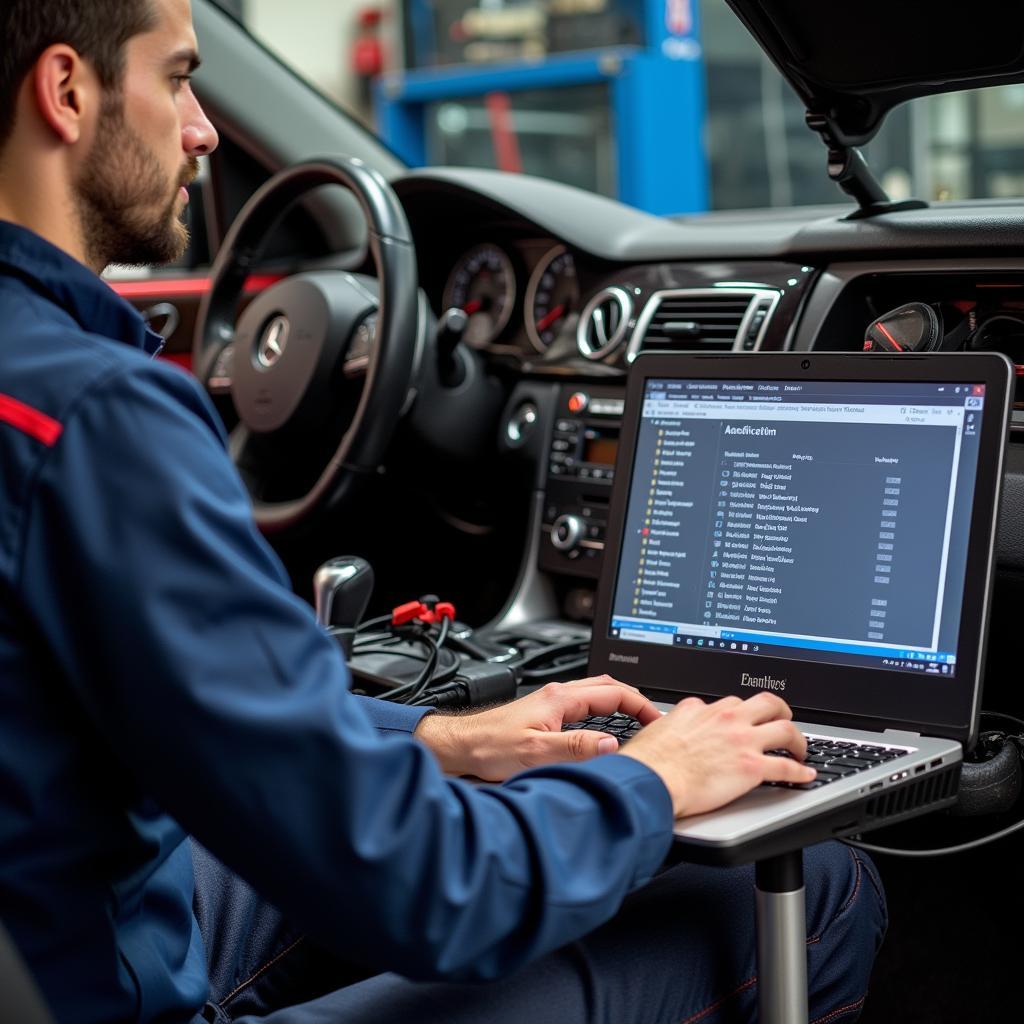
[375,1,708,215]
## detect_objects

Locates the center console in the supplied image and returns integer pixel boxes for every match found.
[493,380,627,632]
[538,384,624,580]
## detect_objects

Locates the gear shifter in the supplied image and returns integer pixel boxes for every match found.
[313,556,374,658]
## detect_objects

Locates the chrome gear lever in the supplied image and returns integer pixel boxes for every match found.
[313,556,374,657]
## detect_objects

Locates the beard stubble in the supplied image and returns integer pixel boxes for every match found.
[73,93,197,269]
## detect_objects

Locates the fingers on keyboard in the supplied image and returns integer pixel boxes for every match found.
[563,713,641,743]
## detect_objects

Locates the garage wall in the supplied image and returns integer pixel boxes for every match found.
[244,0,399,120]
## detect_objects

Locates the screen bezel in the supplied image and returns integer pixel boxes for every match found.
[588,352,1013,749]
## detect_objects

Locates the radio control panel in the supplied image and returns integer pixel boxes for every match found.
[540,385,625,579]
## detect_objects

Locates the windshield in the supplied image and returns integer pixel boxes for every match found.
[233,0,1024,214]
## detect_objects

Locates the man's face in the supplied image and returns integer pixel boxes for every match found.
[73,0,217,268]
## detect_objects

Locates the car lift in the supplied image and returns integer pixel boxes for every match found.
[375,0,709,216]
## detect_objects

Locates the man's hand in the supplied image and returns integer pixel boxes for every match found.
[415,675,661,782]
[619,692,815,817]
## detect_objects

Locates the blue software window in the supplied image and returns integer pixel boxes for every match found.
[609,379,985,677]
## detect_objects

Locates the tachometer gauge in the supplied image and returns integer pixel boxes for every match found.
[525,245,579,353]
[442,243,516,347]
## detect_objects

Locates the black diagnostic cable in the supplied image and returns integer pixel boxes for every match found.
[352,645,461,675]
[444,630,517,664]
[841,710,1024,858]
[843,817,1024,859]
[516,656,589,682]
[379,618,453,704]
[351,613,589,706]
[341,590,522,707]
[352,631,425,655]
[345,609,461,703]
[511,639,590,683]
[353,613,395,635]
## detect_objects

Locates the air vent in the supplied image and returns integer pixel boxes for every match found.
[577,286,634,360]
[626,288,780,363]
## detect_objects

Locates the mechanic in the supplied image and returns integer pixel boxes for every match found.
[0,1,885,1022]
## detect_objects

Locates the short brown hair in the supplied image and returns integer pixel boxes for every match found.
[0,0,155,148]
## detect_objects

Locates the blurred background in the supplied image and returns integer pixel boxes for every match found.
[223,0,1024,215]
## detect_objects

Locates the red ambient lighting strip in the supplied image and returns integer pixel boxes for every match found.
[108,273,282,299]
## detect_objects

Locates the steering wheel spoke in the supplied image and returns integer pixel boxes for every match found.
[343,311,377,379]
[206,340,236,393]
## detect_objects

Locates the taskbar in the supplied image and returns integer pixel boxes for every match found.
[609,619,956,677]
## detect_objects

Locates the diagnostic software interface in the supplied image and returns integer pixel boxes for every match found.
[609,378,986,677]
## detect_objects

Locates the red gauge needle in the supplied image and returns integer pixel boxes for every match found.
[463,299,483,315]
[535,303,566,333]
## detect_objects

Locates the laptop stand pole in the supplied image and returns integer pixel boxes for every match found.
[755,849,808,1024]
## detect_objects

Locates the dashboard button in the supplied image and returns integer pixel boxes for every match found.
[551,514,585,552]
[568,392,589,414]
[505,402,538,445]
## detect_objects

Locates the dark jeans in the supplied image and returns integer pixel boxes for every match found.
[191,839,886,1024]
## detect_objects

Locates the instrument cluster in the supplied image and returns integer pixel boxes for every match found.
[441,239,586,359]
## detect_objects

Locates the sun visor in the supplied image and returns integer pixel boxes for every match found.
[725,0,1024,144]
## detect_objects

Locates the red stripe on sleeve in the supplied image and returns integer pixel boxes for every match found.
[0,393,63,446]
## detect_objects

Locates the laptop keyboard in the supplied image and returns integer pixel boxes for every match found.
[766,734,913,789]
[563,713,644,743]
[562,718,913,789]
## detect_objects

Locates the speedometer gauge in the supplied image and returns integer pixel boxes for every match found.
[525,245,579,353]
[442,243,516,347]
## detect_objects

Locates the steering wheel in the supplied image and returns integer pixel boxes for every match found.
[194,156,419,533]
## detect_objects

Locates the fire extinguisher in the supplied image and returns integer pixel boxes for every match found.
[352,7,384,116]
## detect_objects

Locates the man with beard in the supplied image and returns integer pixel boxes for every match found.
[0,1,885,1022]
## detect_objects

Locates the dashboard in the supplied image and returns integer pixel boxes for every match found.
[398,170,1024,395]
[391,168,1024,633]
[400,174,813,375]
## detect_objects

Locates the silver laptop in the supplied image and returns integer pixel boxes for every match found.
[587,351,1013,862]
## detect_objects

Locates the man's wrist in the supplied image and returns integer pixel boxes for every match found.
[618,748,686,817]
[415,712,479,776]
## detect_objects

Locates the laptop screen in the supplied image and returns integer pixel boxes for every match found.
[607,377,986,680]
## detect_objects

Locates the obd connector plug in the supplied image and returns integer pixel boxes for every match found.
[415,662,517,709]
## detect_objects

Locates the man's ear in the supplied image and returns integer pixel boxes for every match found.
[30,44,96,146]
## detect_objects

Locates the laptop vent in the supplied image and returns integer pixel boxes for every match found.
[863,765,961,820]
[626,289,780,363]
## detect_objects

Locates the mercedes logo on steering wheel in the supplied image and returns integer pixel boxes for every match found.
[256,315,290,370]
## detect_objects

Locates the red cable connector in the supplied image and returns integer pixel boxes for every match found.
[391,599,456,626]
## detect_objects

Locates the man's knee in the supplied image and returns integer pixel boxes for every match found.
[803,842,887,1020]
[804,842,887,947]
